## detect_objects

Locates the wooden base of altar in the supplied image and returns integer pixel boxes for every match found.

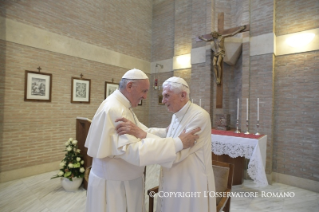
[212,152,244,185]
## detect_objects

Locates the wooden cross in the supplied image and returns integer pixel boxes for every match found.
[37,66,41,72]
[198,13,249,108]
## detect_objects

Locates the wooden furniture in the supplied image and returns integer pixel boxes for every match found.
[76,117,92,190]
[147,161,234,212]
[212,160,234,212]
[212,153,244,185]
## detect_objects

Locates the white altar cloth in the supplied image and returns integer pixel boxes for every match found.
[211,131,268,187]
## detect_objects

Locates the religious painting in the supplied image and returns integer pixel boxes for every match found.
[24,70,52,102]
[105,81,119,99]
[138,100,142,106]
[71,77,91,103]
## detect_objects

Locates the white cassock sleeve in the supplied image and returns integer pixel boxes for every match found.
[146,128,167,138]
[86,106,177,168]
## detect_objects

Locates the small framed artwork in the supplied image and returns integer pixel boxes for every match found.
[138,100,142,106]
[24,70,52,102]
[71,77,91,103]
[158,95,164,105]
[105,81,119,99]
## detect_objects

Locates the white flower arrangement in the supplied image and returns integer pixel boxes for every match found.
[52,138,85,181]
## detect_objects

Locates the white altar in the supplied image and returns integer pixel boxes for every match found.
[211,130,268,187]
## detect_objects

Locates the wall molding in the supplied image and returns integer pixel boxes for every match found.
[0,17,150,73]
[272,172,319,193]
[0,161,60,183]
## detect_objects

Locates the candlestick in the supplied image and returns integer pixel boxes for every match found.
[244,120,250,134]
[234,119,240,133]
[237,98,239,120]
[255,120,260,135]
[246,98,248,121]
[257,98,259,121]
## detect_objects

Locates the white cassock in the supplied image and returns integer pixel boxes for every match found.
[149,101,216,212]
[85,90,181,212]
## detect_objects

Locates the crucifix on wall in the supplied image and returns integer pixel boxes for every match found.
[197,13,249,108]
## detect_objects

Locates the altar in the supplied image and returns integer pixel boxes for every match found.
[211,129,268,187]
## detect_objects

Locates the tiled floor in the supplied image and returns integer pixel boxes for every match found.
[0,171,318,212]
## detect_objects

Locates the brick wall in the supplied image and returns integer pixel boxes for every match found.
[148,72,173,127]
[274,52,319,181]
[0,0,151,173]
[174,0,192,56]
[152,0,175,61]
[275,0,319,36]
[250,0,275,37]
[0,0,152,61]
[273,0,319,181]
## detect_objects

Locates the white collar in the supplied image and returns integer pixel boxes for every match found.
[174,101,191,121]
[112,90,132,109]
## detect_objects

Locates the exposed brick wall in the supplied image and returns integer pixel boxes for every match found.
[273,0,319,182]
[250,0,275,36]
[230,0,249,28]
[174,0,192,56]
[152,0,175,61]
[276,0,319,36]
[148,72,173,128]
[0,0,152,61]
[250,54,275,175]
[274,52,319,181]
[0,40,149,172]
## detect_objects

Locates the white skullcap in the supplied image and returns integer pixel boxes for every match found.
[164,76,189,88]
[122,68,148,80]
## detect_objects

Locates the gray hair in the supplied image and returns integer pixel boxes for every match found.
[119,78,139,90]
[162,80,190,99]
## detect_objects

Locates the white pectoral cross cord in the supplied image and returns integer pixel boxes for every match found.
[167,102,191,138]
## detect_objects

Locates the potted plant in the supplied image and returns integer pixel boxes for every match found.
[51,138,85,191]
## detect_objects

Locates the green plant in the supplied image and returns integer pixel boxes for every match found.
[51,138,85,181]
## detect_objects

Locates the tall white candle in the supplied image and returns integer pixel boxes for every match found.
[246,98,248,121]
[257,98,259,121]
[200,99,201,107]
[237,98,239,120]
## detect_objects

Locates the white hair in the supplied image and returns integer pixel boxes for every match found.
[162,80,190,99]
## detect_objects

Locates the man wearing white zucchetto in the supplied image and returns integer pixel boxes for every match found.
[85,69,200,212]
[116,76,216,212]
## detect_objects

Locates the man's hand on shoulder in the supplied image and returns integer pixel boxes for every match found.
[115,117,147,139]
[178,127,201,149]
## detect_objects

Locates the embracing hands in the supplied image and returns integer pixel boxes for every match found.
[179,127,201,149]
[115,117,147,139]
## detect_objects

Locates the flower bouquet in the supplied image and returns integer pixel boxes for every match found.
[52,138,85,181]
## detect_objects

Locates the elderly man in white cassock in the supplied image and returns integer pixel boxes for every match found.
[85,69,200,212]
[116,76,216,212]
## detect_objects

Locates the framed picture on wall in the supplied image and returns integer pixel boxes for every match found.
[71,77,91,103]
[24,70,52,102]
[105,81,119,99]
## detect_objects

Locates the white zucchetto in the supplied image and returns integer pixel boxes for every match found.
[164,76,189,88]
[122,68,148,80]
